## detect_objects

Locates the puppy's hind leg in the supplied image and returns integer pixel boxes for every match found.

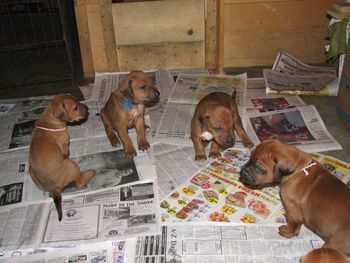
[100,109,120,147]
[59,159,96,189]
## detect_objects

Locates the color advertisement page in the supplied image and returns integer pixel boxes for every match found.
[159,149,285,225]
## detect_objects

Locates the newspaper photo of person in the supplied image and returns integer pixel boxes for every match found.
[250,111,315,144]
[63,149,139,194]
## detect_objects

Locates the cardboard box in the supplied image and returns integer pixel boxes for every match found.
[336,43,350,131]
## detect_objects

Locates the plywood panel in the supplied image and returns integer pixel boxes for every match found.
[117,42,205,71]
[223,0,338,67]
[74,0,95,77]
[205,0,219,69]
[112,0,205,46]
[86,2,108,72]
[99,0,119,71]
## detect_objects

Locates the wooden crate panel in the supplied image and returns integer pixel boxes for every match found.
[112,0,205,46]
[117,41,205,71]
[222,0,337,67]
[85,2,108,72]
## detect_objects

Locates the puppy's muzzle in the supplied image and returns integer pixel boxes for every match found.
[239,162,264,185]
[150,87,160,101]
[218,134,235,149]
[71,103,89,124]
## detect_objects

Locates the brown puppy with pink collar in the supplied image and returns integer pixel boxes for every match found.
[29,94,96,221]
[100,70,160,158]
[240,139,350,256]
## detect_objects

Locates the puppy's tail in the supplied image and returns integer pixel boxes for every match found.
[52,188,63,221]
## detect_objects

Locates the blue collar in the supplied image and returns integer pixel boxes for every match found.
[122,97,135,111]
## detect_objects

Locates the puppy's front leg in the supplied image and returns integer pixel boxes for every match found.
[191,118,206,160]
[135,113,150,151]
[101,110,120,147]
[234,122,254,148]
[209,141,221,159]
[116,126,137,158]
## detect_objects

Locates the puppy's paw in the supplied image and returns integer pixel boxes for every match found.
[107,133,120,147]
[209,151,221,159]
[195,154,207,161]
[278,225,297,239]
[125,147,137,159]
[138,139,150,151]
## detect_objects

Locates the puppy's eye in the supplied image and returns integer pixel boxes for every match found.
[74,105,78,111]
[140,85,147,91]
[214,127,223,132]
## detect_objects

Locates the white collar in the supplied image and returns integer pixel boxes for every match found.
[36,125,66,132]
[302,159,317,176]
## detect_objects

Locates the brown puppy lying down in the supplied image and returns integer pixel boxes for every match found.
[191,91,253,160]
[100,70,160,158]
[240,139,350,256]
[301,248,350,263]
[29,94,96,221]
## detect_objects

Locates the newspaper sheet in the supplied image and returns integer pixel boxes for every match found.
[91,69,175,103]
[90,69,210,137]
[127,224,324,263]
[153,143,210,199]
[246,87,306,111]
[159,149,284,225]
[245,105,342,152]
[0,179,160,251]
[160,146,350,226]
[0,96,52,152]
[264,52,339,96]
[154,73,248,148]
[0,100,107,152]
[89,69,210,103]
[0,136,156,210]
[0,240,127,262]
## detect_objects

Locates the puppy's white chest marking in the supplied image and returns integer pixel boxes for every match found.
[200,131,214,141]
[129,108,139,120]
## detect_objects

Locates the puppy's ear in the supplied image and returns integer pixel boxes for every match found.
[121,79,134,99]
[274,158,295,182]
[200,116,210,132]
[54,101,68,121]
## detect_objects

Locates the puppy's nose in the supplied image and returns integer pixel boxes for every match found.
[240,167,256,184]
[226,136,234,144]
[154,89,160,98]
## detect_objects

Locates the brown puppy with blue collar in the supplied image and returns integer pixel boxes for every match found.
[29,94,96,221]
[100,70,160,158]
[191,91,253,160]
[240,139,350,256]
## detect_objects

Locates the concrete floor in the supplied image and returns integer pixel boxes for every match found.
[225,66,350,163]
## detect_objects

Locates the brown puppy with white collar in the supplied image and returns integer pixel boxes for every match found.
[240,139,350,256]
[29,94,96,221]
[100,70,160,158]
[191,91,253,160]
[302,248,350,263]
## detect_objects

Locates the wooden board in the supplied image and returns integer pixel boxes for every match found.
[117,41,205,71]
[222,0,338,68]
[74,0,95,77]
[112,0,205,46]
[205,0,219,69]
